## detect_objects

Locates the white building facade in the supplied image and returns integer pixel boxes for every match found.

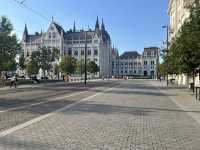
[21,17,112,77]
[112,47,160,78]
[168,0,194,41]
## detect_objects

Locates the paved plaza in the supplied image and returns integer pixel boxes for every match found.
[0,80,200,149]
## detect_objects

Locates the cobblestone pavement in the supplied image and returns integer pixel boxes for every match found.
[0,81,117,132]
[151,80,200,126]
[0,80,200,150]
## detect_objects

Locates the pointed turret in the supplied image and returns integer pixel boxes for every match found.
[61,29,64,39]
[116,48,119,57]
[95,16,100,31]
[22,24,28,42]
[112,45,116,55]
[73,21,76,32]
[101,19,105,31]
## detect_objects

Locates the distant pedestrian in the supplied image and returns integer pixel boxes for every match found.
[10,75,17,88]
[0,75,2,87]
[160,76,163,82]
[62,74,65,81]
[1,74,6,87]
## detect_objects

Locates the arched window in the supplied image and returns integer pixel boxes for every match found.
[74,50,78,56]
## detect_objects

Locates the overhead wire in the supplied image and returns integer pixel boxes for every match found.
[13,0,51,22]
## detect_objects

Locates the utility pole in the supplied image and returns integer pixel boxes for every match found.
[166,25,169,87]
[84,31,87,85]
[163,25,169,87]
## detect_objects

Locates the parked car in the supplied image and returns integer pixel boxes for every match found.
[18,75,25,79]
[5,72,15,80]
[41,76,48,80]
[30,76,40,84]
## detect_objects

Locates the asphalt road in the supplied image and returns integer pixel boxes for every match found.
[0,79,200,150]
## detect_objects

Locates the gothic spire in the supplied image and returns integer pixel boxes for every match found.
[95,16,100,31]
[101,19,105,31]
[22,24,28,42]
[73,20,76,32]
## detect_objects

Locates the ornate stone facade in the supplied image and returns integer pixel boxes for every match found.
[21,17,112,77]
[112,47,160,78]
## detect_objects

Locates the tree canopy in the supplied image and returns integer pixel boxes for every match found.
[88,61,99,74]
[26,46,60,76]
[59,55,76,75]
[0,16,20,72]
[18,53,26,69]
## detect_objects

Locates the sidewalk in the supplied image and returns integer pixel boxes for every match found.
[0,84,39,90]
[0,78,107,91]
[151,80,200,125]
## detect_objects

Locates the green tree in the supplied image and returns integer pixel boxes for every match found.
[18,53,26,69]
[0,16,13,34]
[76,59,85,75]
[26,61,39,77]
[51,47,60,62]
[88,61,99,74]
[0,16,20,72]
[59,55,76,75]
[39,47,51,76]
[26,51,40,77]
[26,62,32,77]
[54,64,60,79]
[157,63,167,77]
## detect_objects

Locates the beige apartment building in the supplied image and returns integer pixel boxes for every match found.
[168,0,194,41]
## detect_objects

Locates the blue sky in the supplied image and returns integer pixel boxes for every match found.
[0,0,169,54]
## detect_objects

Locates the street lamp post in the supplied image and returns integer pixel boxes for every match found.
[162,25,169,87]
[84,31,87,85]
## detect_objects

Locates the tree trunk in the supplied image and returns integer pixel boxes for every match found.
[193,71,195,93]
[43,69,45,77]
[186,73,190,88]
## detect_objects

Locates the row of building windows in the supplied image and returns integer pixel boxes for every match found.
[112,70,143,74]
[24,39,61,46]
[68,49,98,56]
[143,51,157,57]
[117,66,154,69]
[45,33,99,45]
[112,61,155,67]
[48,32,57,39]
[112,70,155,76]
[66,39,97,45]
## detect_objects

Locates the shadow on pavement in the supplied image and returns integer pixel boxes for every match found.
[64,101,200,115]
[65,102,154,116]
[0,81,118,94]
[0,90,75,109]
[88,87,177,97]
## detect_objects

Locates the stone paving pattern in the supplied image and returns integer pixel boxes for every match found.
[0,80,200,149]
[0,81,117,132]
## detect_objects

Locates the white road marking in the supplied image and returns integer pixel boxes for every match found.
[0,91,88,113]
[0,85,117,137]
